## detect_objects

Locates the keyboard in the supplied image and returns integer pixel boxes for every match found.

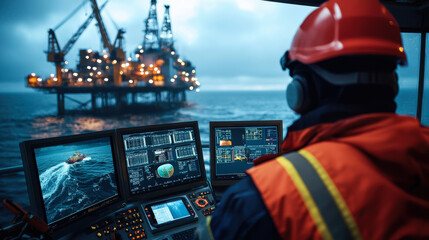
[171,228,196,240]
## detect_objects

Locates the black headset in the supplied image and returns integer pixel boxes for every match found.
[286,73,317,114]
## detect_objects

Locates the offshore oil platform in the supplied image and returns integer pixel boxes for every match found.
[26,0,200,115]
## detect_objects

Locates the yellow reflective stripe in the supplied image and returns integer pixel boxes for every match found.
[206,215,215,240]
[277,156,334,240]
[299,149,363,240]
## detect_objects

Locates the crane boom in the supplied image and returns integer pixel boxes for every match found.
[90,0,113,52]
[62,0,108,56]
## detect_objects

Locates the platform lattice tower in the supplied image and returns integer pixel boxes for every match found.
[160,5,174,50]
[143,0,160,50]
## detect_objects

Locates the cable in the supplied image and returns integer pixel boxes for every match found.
[53,0,87,31]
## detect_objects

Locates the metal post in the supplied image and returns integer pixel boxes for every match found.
[417,31,426,122]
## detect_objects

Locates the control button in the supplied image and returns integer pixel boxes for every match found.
[195,198,209,208]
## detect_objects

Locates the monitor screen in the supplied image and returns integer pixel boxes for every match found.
[21,132,120,227]
[119,122,204,196]
[210,121,282,184]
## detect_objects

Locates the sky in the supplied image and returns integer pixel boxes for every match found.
[0,0,423,93]
[0,0,315,92]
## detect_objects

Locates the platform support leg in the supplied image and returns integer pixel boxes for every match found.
[57,93,65,115]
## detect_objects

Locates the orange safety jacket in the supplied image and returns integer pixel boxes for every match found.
[247,113,429,239]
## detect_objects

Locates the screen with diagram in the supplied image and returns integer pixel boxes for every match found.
[122,127,202,194]
[214,126,279,180]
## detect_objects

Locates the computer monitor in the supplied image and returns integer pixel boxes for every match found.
[19,130,122,233]
[210,120,283,187]
[116,121,206,200]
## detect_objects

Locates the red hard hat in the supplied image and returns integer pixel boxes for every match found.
[284,0,407,67]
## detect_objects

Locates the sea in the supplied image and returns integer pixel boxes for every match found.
[0,89,425,227]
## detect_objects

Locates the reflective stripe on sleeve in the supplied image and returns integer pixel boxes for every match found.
[278,151,362,240]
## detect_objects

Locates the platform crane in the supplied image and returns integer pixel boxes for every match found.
[47,1,108,85]
[47,0,125,85]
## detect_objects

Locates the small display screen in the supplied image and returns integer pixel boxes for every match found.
[33,137,119,224]
[214,126,279,180]
[122,127,202,194]
[151,199,191,225]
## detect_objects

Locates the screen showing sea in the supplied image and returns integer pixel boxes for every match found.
[34,137,118,224]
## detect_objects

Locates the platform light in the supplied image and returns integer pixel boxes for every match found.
[87,49,93,53]
[182,71,186,75]
[129,79,134,84]
[64,61,68,65]
[148,79,153,84]
[185,73,189,77]
[112,60,117,64]
[157,70,160,74]
[126,62,130,67]
[103,54,108,59]
[92,67,97,71]
[140,49,144,53]
[174,75,177,78]
[154,67,158,71]
[97,59,102,63]
[97,71,101,75]
[128,57,132,61]
[170,78,175,82]
[138,45,142,49]
[87,78,93,82]
[140,68,144,72]
[37,78,42,82]
[196,88,200,92]
[178,58,182,62]
[189,86,194,90]
[141,64,145,67]
[104,78,109,82]
[50,73,55,77]
[145,71,149,75]
[171,51,175,55]
[185,77,189,82]
[73,73,78,77]
[106,66,109,69]
[87,66,91,70]
[78,78,83,82]
[136,54,140,58]
[85,56,89,59]
[64,69,69,73]
[53,77,58,81]
[181,62,185,66]
[121,63,126,68]
[149,64,153,68]
[120,71,124,75]
[192,69,196,73]
[89,72,94,76]
[196,81,200,86]
[31,73,36,77]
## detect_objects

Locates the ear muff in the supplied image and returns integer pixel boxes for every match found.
[286,74,314,114]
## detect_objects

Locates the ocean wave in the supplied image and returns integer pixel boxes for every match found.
[39,163,70,200]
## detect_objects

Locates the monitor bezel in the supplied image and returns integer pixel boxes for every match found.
[19,130,125,234]
[210,120,283,187]
[116,121,206,201]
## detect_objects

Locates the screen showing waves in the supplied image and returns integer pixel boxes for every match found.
[34,137,118,224]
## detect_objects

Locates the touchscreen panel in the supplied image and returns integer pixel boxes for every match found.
[151,199,191,225]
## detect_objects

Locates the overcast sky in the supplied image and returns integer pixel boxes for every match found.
[0,0,422,93]
[0,0,315,92]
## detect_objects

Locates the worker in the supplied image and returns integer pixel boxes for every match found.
[196,0,429,239]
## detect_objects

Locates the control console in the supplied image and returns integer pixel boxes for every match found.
[61,186,215,240]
